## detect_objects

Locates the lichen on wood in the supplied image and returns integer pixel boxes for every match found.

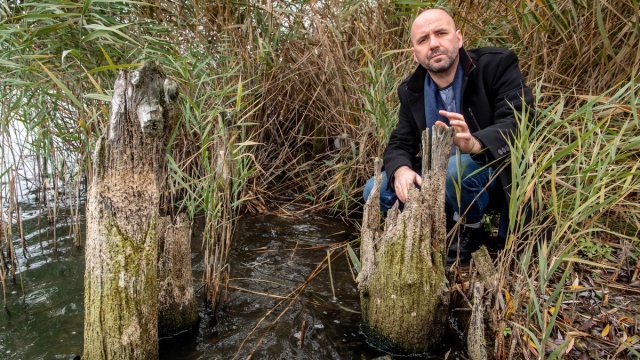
[357,126,454,354]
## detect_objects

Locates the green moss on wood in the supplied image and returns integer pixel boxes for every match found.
[360,218,449,353]
[84,217,159,360]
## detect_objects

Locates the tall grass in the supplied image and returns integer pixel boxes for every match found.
[0,0,255,310]
[496,81,640,358]
[163,39,259,307]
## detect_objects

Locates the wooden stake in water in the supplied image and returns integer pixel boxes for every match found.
[357,127,454,354]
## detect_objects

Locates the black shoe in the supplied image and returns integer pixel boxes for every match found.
[446,226,487,265]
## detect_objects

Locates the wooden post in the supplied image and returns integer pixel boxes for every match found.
[357,126,454,354]
[84,61,190,359]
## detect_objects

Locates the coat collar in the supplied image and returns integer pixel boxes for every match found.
[406,47,475,95]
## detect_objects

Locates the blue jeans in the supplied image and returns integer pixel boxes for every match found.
[363,154,507,237]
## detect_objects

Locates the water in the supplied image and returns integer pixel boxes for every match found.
[0,204,393,359]
[161,213,386,359]
[0,190,85,360]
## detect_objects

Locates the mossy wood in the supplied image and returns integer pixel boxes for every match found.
[357,126,454,354]
[84,61,195,359]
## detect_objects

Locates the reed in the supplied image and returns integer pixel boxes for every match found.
[495,83,640,358]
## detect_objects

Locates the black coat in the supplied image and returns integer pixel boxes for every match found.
[383,46,535,205]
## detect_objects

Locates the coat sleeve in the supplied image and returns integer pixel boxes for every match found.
[472,50,535,163]
[382,84,422,189]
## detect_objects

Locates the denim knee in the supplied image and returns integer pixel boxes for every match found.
[363,176,376,203]
[445,155,472,205]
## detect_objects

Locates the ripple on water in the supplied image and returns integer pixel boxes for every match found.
[158,213,386,360]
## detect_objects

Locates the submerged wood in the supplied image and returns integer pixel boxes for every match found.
[357,126,454,353]
[84,61,189,359]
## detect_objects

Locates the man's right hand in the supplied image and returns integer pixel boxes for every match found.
[393,166,422,203]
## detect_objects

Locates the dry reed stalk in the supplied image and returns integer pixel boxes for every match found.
[51,154,58,251]
[5,169,17,283]
[9,170,27,257]
[70,162,83,247]
[0,191,6,305]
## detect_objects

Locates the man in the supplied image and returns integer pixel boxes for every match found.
[363,8,535,264]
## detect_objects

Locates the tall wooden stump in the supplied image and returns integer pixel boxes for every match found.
[357,126,454,354]
[84,61,184,359]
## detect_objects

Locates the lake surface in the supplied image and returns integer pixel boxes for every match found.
[0,185,86,359]
[0,198,386,359]
[0,193,465,359]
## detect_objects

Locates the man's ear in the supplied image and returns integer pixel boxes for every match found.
[456,30,463,48]
[412,48,419,63]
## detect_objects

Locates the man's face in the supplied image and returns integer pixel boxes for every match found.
[411,10,463,74]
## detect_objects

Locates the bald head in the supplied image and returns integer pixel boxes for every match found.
[410,9,457,46]
[410,9,463,85]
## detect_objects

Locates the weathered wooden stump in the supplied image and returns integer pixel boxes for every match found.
[357,126,454,354]
[84,61,195,359]
[157,213,198,335]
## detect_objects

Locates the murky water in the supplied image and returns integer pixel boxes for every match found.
[0,188,86,360]
[1,195,467,360]
[161,213,387,359]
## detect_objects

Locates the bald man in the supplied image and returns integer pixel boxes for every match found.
[363,9,535,264]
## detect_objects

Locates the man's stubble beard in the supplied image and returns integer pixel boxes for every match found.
[426,51,458,74]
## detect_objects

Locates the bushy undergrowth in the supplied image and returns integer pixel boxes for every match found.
[1,0,639,358]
